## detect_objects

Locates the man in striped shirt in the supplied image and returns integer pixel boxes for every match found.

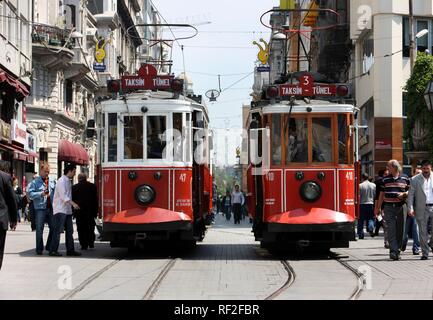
[376,160,411,261]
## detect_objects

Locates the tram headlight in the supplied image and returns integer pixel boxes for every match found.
[135,185,156,205]
[300,181,322,203]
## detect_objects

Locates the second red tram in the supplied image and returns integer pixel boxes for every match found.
[248,83,358,251]
[94,72,213,249]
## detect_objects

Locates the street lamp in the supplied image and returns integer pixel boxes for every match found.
[272,32,288,76]
[424,80,433,113]
[416,29,429,39]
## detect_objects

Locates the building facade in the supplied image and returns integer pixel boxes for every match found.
[0,0,33,189]
[28,0,161,181]
[350,0,433,175]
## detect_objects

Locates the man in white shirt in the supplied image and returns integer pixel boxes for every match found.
[231,185,245,225]
[408,160,433,260]
[49,164,81,257]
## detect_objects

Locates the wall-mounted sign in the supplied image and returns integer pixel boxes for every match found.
[0,120,11,142]
[253,39,270,66]
[93,62,106,72]
[27,133,36,152]
[257,66,270,73]
[11,120,27,146]
[375,139,392,150]
[93,37,108,72]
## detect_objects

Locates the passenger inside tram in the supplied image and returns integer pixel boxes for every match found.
[147,116,167,159]
[312,118,332,163]
[173,113,183,162]
[285,118,308,163]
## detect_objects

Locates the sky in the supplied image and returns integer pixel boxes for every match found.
[154,0,278,166]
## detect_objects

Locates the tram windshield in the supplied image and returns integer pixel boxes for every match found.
[103,112,192,164]
[269,113,353,166]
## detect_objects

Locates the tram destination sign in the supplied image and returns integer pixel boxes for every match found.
[121,75,174,90]
[279,83,337,97]
[121,64,174,91]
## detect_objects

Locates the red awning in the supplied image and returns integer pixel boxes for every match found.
[58,140,89,166]
[27,151,38,164]
[0,143,31,162]
[0,69,30,102]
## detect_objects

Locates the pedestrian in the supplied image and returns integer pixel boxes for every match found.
[12,177,23,223]
[401,168,422,255]
[0,163,18,270]
[222,191,232,221]
[241,191,247,220]
[49,163,81,257]
[26,173,37,232]
[407,160,433,260]
[358,173,376,239]
[376,160,410,261]
[231,185,245,225]
[216,195,222,214]
[27,162,56,255]
[374,169,390,247]
[72,173,98,250]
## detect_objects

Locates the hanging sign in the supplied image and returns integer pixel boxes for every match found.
[11,120,26,145]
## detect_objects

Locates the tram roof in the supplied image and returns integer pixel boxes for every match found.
[257,100,356,115]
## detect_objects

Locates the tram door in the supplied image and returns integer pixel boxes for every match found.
[192,111,206,238]
[249,113,265,238]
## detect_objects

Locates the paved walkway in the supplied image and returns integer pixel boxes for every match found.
[336,235,433,300]
[2,217,433,300]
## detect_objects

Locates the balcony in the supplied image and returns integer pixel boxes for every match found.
[64,46,91,80]
[32,23,75,70]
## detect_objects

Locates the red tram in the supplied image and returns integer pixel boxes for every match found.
[94,65,213,249]
[247,74,358,251]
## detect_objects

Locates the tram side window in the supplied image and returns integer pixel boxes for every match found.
[185,113,191,163]
[338,114,349,164]
[124,116,143,160]
[108,113,117,162]
[173,113,183,162]
[285,118,308,164]
[147,116,167,159]
[312,118,332,163]
[101,113,105,163]
[271,114,282,165]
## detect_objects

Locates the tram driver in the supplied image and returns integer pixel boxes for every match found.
[286,120,308,163]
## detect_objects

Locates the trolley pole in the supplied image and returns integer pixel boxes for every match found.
[409,0,415,73]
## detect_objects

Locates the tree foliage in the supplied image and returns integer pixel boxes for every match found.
[404,53,433,153]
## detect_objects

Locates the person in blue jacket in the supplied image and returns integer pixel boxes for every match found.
[27,162,56,255]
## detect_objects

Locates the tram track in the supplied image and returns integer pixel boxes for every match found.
[265,260,296,300]
[263,251,364,300]
[61,255,178,300]
[142,258,178,300]
[61,259,123,300]
[329,251,364,300]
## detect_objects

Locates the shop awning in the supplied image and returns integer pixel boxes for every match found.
[58,140,89,166]
[0,69,30,102]
[27,151,38,164]
[0,143,30,162]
